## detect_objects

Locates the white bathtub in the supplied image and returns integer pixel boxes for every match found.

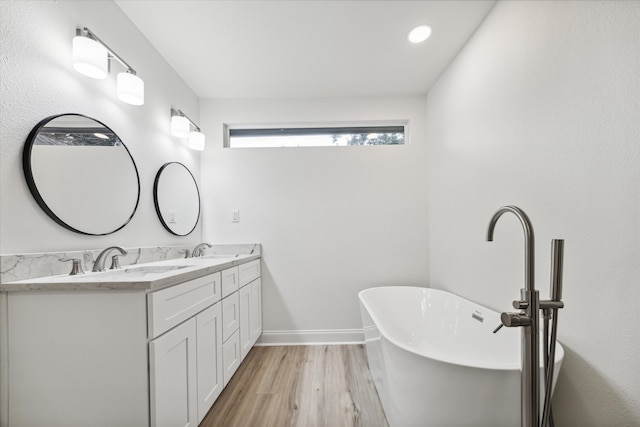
[358,286,564,427]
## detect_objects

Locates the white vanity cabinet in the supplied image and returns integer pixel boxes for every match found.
[3,256,262,427]
[147,260,262,426]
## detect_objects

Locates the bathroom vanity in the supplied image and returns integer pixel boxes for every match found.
[0,252,262,427]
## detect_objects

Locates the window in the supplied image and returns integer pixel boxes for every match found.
[225,123,407,148]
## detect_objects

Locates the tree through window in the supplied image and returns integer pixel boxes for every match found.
[226,124,406,148]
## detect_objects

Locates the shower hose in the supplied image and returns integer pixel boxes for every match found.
[541,308,560,427]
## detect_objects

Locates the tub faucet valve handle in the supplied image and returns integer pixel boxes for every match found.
[500,312,532,328]
[492,323,504,333]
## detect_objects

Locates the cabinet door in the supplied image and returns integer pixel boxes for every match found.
[196,303,223,423]
[149,318,197,427]
[222,292,239,342]
[250,277,263,346]
[222,329,240,387]
[239,284,252,360]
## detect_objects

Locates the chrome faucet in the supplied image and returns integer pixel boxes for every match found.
[92,246,128,272]
[191,242,212,257]
[487,206,539,427]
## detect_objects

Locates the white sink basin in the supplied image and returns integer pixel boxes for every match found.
[93,265,193,279]
[198,253,251,260]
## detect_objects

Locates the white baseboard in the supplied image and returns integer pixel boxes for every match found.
[256,329,364,346]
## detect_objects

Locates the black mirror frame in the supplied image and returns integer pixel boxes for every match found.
[153,162,201,236]
[22,113,141,236]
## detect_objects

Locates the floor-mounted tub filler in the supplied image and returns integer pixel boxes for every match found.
[359,206,565,427]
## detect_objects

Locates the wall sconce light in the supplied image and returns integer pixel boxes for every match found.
[171,109,206,151]
[73,27,144,106]
[72,35,108,79]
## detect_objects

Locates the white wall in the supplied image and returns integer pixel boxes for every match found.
[0,0,202,255]
[200,97,429,338]
[425,1,640,425]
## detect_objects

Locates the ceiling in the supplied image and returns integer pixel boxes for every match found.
[115,0,496,99]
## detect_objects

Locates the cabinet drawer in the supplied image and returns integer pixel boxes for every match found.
[222,292,240,342]
[148,272,221,338]
[221,266,239,298]
[239,259,261,288]
[222,329,240,387]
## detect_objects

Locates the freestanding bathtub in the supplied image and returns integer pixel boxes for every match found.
[358,286,564,427]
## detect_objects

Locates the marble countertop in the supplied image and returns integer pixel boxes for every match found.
[0,253,260,292]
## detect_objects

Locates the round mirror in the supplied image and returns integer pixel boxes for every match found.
[23,114,140,235]
[153,162,200,236]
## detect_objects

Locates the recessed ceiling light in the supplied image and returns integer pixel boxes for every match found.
[408,25,432,44]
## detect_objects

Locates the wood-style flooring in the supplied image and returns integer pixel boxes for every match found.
[200,345,389,427]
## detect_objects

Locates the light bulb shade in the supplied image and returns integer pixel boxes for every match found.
[73,36,108,79]
[188,131,206,151]
[117,72,144,105]
[171,115,190,138]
